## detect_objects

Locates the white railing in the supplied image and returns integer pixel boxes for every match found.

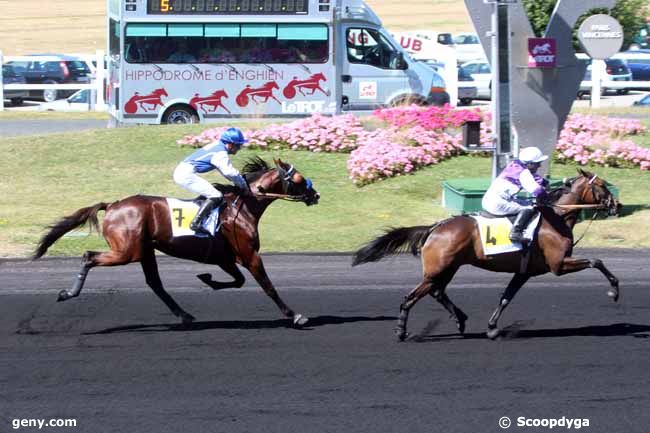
[0,50,106,112]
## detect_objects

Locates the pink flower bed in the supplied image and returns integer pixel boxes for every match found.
[176,108,649,186]
[556,114,649,170]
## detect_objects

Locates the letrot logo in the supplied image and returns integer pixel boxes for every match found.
[528,38,556,68]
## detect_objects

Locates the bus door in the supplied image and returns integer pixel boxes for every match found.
[340,27,410,111]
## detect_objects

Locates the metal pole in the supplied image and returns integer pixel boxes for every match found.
[95,49,105,111]
[490,0,513,179]
[0,50,4,112]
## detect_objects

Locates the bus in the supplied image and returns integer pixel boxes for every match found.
[106,0,448,124]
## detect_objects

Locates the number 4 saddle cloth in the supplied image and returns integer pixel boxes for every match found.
[470,213,542,256]
[166,198,221,238]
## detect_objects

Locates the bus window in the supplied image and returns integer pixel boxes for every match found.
[124,23,328,64]
[347,28,405,70]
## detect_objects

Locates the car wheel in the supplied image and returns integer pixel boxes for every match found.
[43,81,59,102]
[162,105,199,124]
[10,98,24,106]
[459,98,472,106]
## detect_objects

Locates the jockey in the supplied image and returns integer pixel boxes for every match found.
[481,146,550,244]
[173,127,250,234]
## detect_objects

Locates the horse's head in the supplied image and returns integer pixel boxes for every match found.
[216,89,228,98]
[567,169,621,216]
[314,72,326,81]
[244,157,319,206]
[155,88,168,97]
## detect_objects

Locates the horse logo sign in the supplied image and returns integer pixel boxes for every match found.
[528,38,556,68]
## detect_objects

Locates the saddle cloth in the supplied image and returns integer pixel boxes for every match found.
[471,213,541,255]
[166,198,221,238]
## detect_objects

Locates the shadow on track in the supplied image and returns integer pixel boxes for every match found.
[410,322,650,342]
[85,315,396,335]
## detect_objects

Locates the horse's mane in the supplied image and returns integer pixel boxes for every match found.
[212,155,273,194]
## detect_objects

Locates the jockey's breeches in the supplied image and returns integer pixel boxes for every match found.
[173,162,223,199]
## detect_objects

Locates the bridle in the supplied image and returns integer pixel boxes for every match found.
[256,165,315,203]
[549,175,614,213]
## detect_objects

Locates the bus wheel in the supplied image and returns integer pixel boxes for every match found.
[163,105,199,124]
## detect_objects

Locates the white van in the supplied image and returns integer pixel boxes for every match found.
[107,0,450,124]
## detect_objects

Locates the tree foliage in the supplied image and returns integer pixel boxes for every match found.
[522,0,650,50]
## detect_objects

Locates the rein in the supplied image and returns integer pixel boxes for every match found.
[254,188,307,202]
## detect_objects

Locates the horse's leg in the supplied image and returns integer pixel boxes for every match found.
[140,247,195,325]
[556,257,620,302]
[486,273,530,339]
[427,265,468,334]
[243,252,307,327]
[57,250,132,302]
[396,279,434,341]
[197,260,245,291]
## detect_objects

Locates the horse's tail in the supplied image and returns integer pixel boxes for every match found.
[32,202,109,260]
[352,225,435,266]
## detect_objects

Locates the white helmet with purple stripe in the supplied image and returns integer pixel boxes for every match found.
[519,146,548,163]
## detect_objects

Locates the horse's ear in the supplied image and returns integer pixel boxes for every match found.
[577,168,592,178]
[275,158,285,167]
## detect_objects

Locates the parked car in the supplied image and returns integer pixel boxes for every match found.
[38,88,92,111]
[457,67,477,106]
[453,33,486,64]
[460,60,491,99]
[2,64,28,106]
[6,54,91,102]
[633,93,650,106]
[613,50,650,82]
[577,56,633,98]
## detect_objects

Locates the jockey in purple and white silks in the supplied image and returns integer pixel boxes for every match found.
[482,146,549,243]
[173,127,250,234]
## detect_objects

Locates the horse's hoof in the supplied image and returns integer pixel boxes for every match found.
[457,319,467,335]
[486,327,500,340]
[607,289,619,303]
[456,312,468,335]
[181,313,196,325]
[197,273,212,284]
[293,314,308,327]
[395,329,409,342]
[57,290,71,302]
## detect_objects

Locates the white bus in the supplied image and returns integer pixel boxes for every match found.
[107,0,448,124]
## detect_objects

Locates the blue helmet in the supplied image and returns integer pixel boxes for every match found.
[220,127,248,148]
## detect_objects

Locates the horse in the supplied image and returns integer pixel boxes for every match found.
[352,169,622,341]
[33,157,320,327]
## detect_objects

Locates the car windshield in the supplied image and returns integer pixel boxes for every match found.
[67,61,90,72]
[606,59,627,67]
[2,65,18,77]
[454,34,479,44]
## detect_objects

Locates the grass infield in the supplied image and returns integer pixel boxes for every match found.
[1,119,649,257]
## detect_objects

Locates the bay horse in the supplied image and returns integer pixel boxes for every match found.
[33,157,319,327]
[352,169,622,341]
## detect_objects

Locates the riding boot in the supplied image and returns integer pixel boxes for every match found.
[190,197,222,234]
[509,208,537,244]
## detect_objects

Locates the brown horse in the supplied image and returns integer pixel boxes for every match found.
[352,169,622,341]
[33,157,319,326]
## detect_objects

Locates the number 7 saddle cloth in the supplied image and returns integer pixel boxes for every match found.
[166,198,221,238]
[470,213,542,255]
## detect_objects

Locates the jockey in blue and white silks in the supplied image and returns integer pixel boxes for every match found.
[482,146,549,243]
[173,127,250,234]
